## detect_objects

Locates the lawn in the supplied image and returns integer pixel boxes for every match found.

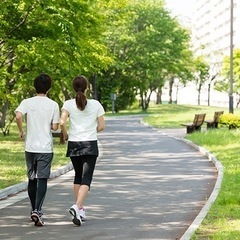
[0,126,69,189]
[185,129,240,240]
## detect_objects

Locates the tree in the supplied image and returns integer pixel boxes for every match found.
[96,0,138,111]
[165,47,194,104]
[193,56,210,105]
[99,0,193,111]
[215,49,240,107]
[0,0,112,134]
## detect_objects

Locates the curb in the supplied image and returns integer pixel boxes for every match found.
[140,120,224,239]
[179,138,224,240]
[0,163,73,200]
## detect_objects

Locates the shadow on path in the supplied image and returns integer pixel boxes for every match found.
[0,116,217,240]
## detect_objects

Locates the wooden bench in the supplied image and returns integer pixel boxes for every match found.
[181,113,206,134]
[52,130,65,144]
[205,111,224,129]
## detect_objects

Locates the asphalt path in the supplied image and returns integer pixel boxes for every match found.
[0,116,217,240]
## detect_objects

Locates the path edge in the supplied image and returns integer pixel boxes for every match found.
[178,138,224,240]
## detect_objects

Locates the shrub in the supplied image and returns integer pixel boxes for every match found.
[219,113,240,129]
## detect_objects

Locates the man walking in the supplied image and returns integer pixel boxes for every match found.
[15,73,60,226]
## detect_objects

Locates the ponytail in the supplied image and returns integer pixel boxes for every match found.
[73,75,88,110]
[75,91,87,110]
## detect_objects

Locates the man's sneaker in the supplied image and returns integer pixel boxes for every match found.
[79,208,86,221]
[31,210,45,226]
[69,204,82,226]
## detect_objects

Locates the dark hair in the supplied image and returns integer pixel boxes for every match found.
[34,73,52,94]
[73,75,88,110]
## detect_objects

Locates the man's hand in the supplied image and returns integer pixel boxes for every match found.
[18,131,24,139]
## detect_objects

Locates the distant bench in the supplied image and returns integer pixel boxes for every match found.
[181,113,206,134]
[52,130,65,144]
[204,111,224,129]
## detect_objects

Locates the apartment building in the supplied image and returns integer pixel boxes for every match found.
[163,1,240,106]
[192,0,240,64]
[175,0,240,107]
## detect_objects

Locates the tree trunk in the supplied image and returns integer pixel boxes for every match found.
[168,76,174,104]
[140,90,152,111]
[207,83,210,106]
[0,101,9,128]
[0,51,14,134]
[89,73,98,100]
[197,83,202,105]
[156,88,162,104]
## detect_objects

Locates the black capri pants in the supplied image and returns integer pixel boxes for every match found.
[70,155,97,187]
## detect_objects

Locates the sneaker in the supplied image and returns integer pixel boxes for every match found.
[30,210,43,221]
[79,208,86,221]
[69,204,82,226]
[31,210,45,226]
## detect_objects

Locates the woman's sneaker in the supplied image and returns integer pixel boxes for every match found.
[69,205,82,226]
[31,210,45,226]
[79,208,86,221]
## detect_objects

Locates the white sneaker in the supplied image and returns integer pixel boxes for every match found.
[69,204,82,226]
[79,208,86,221]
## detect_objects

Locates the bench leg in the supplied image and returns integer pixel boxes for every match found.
[187,126,201,133]
[187,126,194,134]
[207,122,218,129]
[195,126,201,131]
[207,123,213,129]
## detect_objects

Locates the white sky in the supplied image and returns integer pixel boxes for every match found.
[165,0,195,18]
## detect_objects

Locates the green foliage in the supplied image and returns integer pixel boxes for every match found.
[0,0,111,86]
[99,0,193,111]
[1,0,195,129]
[0,0,114,132]
[194,56,210,82]
[216,48,240,97]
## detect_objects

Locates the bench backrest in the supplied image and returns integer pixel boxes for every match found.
[193,113,206,127]
[213,111,224,122]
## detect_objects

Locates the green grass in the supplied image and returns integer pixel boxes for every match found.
[0,125,69,189]
[1,103,240,239]
[185,129,240,240]
[143,104,216,128]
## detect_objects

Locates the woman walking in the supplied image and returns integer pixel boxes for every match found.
[60,75,105,226]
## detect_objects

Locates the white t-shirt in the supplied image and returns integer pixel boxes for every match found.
[62,99,105,141]
[15,96,60,153]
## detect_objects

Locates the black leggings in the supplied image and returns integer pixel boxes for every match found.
[28,178,47,211]
[70,155,97,187]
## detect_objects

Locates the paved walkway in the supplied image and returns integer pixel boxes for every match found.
[0,116,217,240]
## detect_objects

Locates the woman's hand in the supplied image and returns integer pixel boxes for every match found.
[62,132,69,141]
